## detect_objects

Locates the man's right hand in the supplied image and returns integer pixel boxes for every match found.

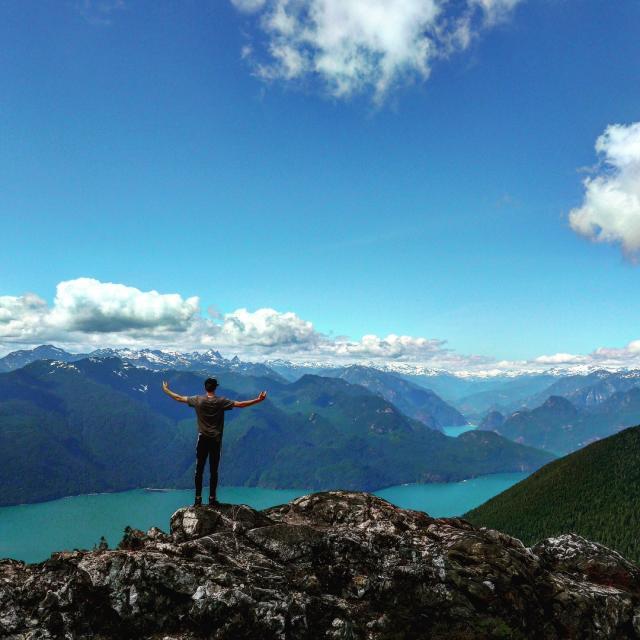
[257,391,267,402]
[162,381,188,403]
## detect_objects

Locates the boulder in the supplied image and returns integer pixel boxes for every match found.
[1,490,640,639]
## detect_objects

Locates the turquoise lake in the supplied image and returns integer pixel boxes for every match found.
[441,424,478,437]
[0,472,528,564]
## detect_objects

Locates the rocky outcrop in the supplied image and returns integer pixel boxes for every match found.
[2,490,640,639]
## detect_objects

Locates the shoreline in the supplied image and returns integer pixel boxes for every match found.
[0,470,531,510]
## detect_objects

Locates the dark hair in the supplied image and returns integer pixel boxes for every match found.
[204,377,218,392]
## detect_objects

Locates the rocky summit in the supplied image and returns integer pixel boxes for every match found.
[2,491,640,639]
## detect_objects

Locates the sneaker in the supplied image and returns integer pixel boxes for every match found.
[193,496,202,507]
[208,497,218,506]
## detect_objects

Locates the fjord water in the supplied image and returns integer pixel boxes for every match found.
[0,487,307,565]
[0,472,529,564]
[441,424,478,437]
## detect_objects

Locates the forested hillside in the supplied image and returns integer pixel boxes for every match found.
[326,364,467,429]
[483,390,640,454]
[465,425,640,562]
[0,357,554,505]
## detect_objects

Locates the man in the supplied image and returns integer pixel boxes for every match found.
[162,377,267,506]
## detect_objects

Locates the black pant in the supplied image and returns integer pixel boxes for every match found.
[194,433,222,500]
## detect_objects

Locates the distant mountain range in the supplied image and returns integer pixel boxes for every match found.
[5,345,640,459]
[479,387,640,454]
[0,355,554,506]
[0,345,525,416]
[314,364,467,429]
[267,357,640,379]
[5,345,640,406]
[0,344,87,372]
[0,345,286,380]
[0,345,465,430]
[452,375,558,417]
[525,369,640,409]
[460,368,640,455]
[465,425,640,563]
[459,368,640,417]
[95,347,288,379]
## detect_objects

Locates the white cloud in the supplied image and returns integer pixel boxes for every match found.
[233,0,523,101]
[531,340,640,372]
[0,278,472,366]
[0,279,202,350]
[0,280,318,356]
[0,279,330,356]
[231,0,267,12]
[471,0,521,24]
[569,122,640,255]
[9,278,640,377]
[534,353,591,365]
[48,278,200,333]
[592,340,640,361]
[212,307,318,348]
[326,333,446,358]
[0,293,49,341]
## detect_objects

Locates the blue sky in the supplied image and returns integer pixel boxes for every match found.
[2,0,640,373]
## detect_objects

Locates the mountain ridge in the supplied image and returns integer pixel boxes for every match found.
[320,364,467,429]
[8,344,640,380]
[0,356,554,506]
[480,388,640,454]
[465,424,640,563]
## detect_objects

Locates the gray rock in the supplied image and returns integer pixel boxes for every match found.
[1,490,639,639]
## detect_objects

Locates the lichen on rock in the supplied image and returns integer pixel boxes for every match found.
[1,490,640,639]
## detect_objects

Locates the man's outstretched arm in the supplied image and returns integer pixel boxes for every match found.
[162,381,188,403]
[233,391,267,408]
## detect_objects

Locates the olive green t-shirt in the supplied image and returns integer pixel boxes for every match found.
[186,394,235,437]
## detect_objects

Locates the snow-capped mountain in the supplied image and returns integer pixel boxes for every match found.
[87,348,284,379]
[0,345,284,380]
[3,344,640,383]
[265,357,640,380]
[0,345,87,372]
[263,358,537,380]
[88,348,226,371]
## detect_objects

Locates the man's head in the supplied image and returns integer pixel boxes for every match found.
[204,377,218,393]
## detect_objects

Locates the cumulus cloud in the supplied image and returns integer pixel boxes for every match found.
[0,279,202,348]
[592,340,640,362]
[233,0,523,101]
[0,278,476,367]
[48,278,200,333]
[10,278,640,377]
[533,353,591,365]
[569,122,640,255]
[0,293,49,341]
[209,307,319,348]
[326,333,447,359]
[529,340,640,373]
[0,279,320,355]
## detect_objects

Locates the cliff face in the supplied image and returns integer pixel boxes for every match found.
[2,491,640,639]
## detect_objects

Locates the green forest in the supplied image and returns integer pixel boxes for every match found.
[0,358,554,506]
[466,425,640,562]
